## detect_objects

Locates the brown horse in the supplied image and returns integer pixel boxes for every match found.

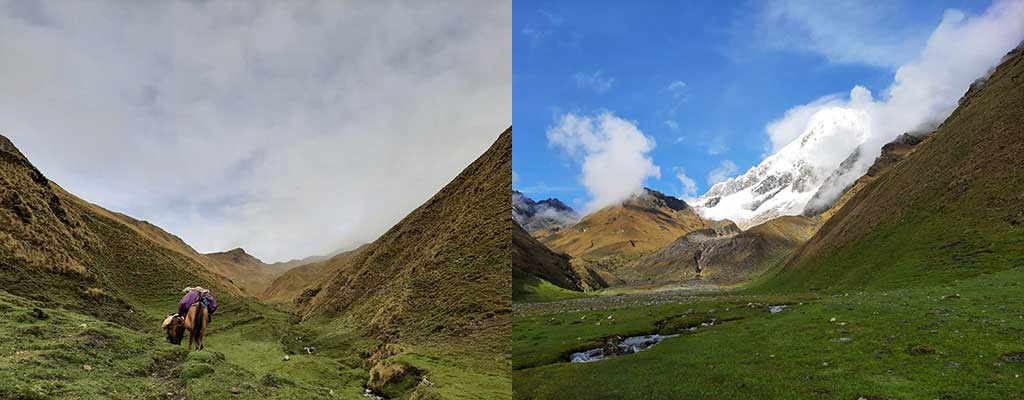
[162,314,186,345]
[182,302,209,350]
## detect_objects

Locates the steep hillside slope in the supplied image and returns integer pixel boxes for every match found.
[630,216,817,285]
[805,132,925,222]
[203,248,278,295]
[766,44,1024,291]
[543,188,707,260]
[512,221,584,302]
[0,134,244,324]
[304,128,511,344]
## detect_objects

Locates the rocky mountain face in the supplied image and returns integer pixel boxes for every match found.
[632,216,817,285]
[542,188,707,260]
[769,42,1024,290]
[512,190,579,235]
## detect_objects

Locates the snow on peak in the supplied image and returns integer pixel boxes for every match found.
[694,107,871,229]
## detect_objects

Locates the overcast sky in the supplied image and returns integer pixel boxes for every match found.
[0,0,511,262]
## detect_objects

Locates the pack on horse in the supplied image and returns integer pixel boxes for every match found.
[162,286,218,350]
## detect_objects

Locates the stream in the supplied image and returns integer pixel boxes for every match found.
[363,388,390,400]
[570,334,678,363]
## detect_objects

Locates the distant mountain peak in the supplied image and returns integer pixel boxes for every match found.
[207,247,265,265]
[512,190,580,234]
[624,188,688,212]
[694,107,871,229]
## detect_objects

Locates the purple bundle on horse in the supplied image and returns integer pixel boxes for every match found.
[178,287,219,316]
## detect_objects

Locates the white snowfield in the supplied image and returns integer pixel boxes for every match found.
[694,107,871,230]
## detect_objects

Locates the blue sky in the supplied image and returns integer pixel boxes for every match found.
[512,0,991,210]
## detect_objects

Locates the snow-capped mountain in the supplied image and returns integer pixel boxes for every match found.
[694,107,872,229]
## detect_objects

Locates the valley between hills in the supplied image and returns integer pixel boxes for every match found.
[512,43,1024,398]
[0,129,513,399]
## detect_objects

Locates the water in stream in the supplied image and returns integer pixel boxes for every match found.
[570,334,678,363]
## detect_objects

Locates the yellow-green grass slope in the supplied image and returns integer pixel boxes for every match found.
[303,128,514,399]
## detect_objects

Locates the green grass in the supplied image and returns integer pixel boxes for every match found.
[513,275,592,304]
[0,283,383,399]
[513,267,1024,399]
[0,290,186,399]
[759,214,1024,294]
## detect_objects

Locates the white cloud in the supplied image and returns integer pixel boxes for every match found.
[765,0,1024,210]
[674,168,698,199]
[756,0,933,68]
[573,70,615,93]
[667,80,688,98]
[664,120,680,131]
[707,160,738,185]
[706,134,730,155]
[512,170,520,186]
[547,112,660,212]
[0,1,511,262]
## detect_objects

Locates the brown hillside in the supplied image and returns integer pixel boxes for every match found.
[204,248,278,295]
[303,128,511,349]
[543,188,707,260]
[261,244,369,304]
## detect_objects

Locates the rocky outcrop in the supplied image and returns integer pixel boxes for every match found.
[512,190,579,235]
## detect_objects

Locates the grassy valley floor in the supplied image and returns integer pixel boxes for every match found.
[0,289,509,400]
[513,267,1024,399]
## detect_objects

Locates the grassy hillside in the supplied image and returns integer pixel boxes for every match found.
[302,128,513,398]
[762,44,1024,292]
[513,221,588,303]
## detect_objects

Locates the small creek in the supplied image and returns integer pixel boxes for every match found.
[570,334,678,363]
[363,388,390,400]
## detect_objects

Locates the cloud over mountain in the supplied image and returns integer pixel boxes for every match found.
[547,112,660,212]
